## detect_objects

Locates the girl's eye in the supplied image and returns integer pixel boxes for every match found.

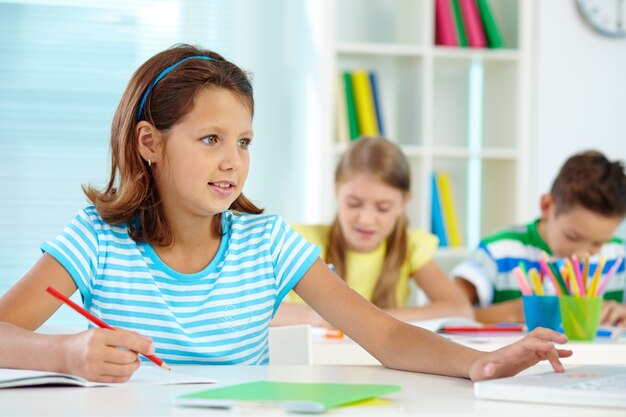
[377,206,391,213]
[201,135,218,145]
[238,138,252,149]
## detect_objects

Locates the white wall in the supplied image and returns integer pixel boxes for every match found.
[531,0,626,237]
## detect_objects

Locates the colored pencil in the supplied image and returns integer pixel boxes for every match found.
[529,268,544,295]
[596,256,623,297]
[588,257,607,296]
[440,325,523,334]
[539,261,562,296]
[312,327,344,339]
[541,253,569,295]
[512,266,533,295]
[571,255,586,296]
[566,260,581,297]
[583,255,593,296]
[46,286,171,370]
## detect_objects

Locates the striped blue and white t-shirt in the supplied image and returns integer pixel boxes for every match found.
[41,206,320,365]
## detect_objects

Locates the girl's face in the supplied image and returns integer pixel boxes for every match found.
[336,172,409,253]
[153,87,253,221]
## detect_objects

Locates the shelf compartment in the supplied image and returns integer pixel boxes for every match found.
[336,0,427,45]
[432,57,519,150]
[480,159,517,237]
[337,54,424,146]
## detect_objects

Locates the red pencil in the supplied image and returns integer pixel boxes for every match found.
[46,286,171,370]
[440,325,523,334]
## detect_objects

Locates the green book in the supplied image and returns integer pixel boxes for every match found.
[176,380,400,413]
[343,71,360,141]
[476,0,504,48]
[450,0,468,47]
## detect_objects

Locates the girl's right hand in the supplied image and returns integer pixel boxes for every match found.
[60,328,155,383]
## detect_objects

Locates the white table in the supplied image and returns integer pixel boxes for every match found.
[312,332,626,366]
[1,364,624,416]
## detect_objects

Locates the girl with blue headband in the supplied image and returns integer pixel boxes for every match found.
[0,44,571,383]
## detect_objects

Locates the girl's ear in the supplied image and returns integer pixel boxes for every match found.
[136,121,162,164]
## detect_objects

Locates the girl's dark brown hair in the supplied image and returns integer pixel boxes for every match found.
[327,136,411,309]
[83,44,263,246]
[551,150,626,218]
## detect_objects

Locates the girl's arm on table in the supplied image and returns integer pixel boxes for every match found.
[455,276,525,324]
[0,253,153,382]
[295,258,572,381]
[385,260,473,322]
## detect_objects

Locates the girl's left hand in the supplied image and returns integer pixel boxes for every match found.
[468,328,573,382]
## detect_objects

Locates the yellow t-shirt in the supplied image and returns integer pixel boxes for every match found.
[288,224,439,307]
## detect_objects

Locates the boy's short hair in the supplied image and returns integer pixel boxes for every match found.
[551,150,626,217]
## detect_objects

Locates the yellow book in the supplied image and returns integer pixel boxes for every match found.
[335,72,350,144]
[436,172,463,247]
[351,70,379,136]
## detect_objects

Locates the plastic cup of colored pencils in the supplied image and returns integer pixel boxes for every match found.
[522,295,561,332]
[558,295,602,341]
[514,264,562,331]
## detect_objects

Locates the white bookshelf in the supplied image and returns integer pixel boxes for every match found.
[309,0,532,266]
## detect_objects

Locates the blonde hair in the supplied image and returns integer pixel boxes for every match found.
[327,136,411,309]
[83,44,263,246]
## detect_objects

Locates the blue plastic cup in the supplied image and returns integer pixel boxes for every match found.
[522,295,561,332]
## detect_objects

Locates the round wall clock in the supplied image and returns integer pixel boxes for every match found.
[576,0,626,37]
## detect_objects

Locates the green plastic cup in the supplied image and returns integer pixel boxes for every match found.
[558,296,602,341]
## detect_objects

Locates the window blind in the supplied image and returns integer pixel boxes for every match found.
[0,0,236,327]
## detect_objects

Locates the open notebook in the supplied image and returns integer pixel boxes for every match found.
[409,317,523,334]
[474,365,626,408]
[0,366,215,388]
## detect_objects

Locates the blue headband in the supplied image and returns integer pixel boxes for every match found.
[136,55,217,122]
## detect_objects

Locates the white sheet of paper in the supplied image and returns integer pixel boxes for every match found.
[0,365,215,388]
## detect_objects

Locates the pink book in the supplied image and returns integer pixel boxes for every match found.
[458,0,487,47]
[435,0,458,46]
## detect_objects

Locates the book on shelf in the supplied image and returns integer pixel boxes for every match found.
[450,0,468,47]
[335,73,350,144]
[351,70,379,136]
[435,0,458,47]
[342,71,360,141]
[431,172,449,248]
[458,0,487,47]
[436,171,464,247]
[368,71,385,136]
[477,0,504,48]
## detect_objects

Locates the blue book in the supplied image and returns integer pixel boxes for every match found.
[369,71,385,136]
[431,173,448,247]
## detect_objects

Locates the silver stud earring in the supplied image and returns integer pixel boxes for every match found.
[148,159,151,167]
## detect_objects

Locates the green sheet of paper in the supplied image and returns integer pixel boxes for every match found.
[176,380,400,413]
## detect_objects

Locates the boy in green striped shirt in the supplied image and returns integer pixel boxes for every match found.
[453,151,626,325]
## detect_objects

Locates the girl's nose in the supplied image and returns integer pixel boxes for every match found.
[218,143,241,171]
[357,207,375,223]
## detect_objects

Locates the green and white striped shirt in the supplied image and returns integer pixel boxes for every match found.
[452,219,625,306]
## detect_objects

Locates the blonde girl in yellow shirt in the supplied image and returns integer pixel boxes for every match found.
[274,136,472,327]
